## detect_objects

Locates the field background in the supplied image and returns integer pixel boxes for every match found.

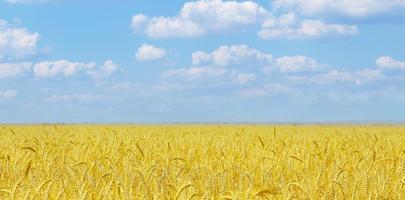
[0,125,404,199]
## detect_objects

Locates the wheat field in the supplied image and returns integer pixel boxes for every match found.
[0,125,404,199]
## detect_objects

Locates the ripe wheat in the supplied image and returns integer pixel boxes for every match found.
[0,125,404,199]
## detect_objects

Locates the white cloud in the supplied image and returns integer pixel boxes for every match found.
[132,0,270,38]
[265,55,326,73]
[0,19,40,61]
[0,90,17,99]
[180,0,269,28]
[0,62,32,79]
[163,45,266,87]
[131,14,148,32]
[5,21,124,83]
[33,60,96,78]
[0,59,118,80]
[238,83,292,97]
[192,44,272,67]
[135,44,167,61]
[131,1,359,39]
[272,0,405,17]
[87,60,120,80]
[193,44,324,73]
[288,69,383,85]
[376,56,405,70]
[259,13,357,39]
[144,17,205,38]
[45,93,104,103]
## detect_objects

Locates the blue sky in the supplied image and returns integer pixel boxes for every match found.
[1,0,405,123]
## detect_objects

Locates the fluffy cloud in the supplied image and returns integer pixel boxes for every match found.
[0,90,17,99]
[137,17,205,38]
[288,69,383,85]
[164,44,388,94]
[131,1,357,39]
[1,20,120,82]
[0,19,40,61]
[258,13,357,39]
[132,14,149,32]
[376,56,405,70]
[132,0,270,38]
[265,55,326,73]
[192,44,272,67]
[87,60,120,80]
[0,59,118,80]
[135,44,167,61]
[163,44,277,86]
[272,0,405,17]
[0,62,32,79]
[193,44,324,73]
[33,60,96,78]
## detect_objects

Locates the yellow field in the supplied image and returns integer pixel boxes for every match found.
[0,125,404,199]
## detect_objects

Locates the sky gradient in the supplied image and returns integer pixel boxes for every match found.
[1,0,405,123]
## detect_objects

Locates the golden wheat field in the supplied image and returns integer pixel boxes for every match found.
[0,125,404,199]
